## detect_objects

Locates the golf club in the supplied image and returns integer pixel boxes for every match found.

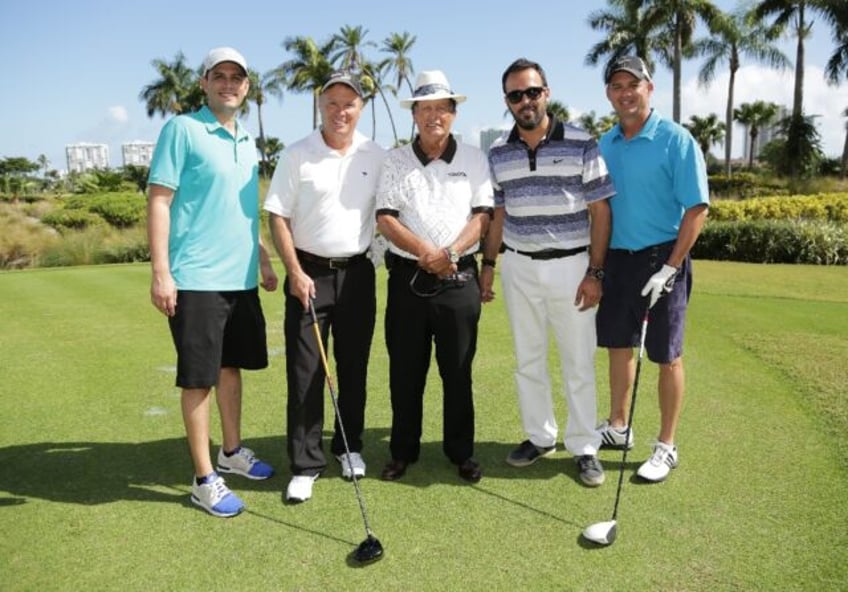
[582,305,651,546]
[308,299,384,565]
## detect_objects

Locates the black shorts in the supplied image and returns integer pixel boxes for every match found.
[596,241,692,364]
[168,289,268,388]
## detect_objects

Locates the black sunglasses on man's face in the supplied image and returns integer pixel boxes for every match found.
[505,86,545,104]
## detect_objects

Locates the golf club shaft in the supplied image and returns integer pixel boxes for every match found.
[308,300,376,538]
[610,306,650,521]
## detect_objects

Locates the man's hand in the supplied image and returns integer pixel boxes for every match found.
[260,259,278,292]
[479,266,496,303]
[575,276,602,311]
[150,273,177,317]
[641,264,678,309]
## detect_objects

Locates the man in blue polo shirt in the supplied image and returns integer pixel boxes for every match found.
[596,55,709,483]
[147,47,278,517]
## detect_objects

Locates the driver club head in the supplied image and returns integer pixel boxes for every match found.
[352,535,384,564]
[582,520,618,546]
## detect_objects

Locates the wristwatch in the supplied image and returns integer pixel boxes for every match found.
[586,266,605,280]
[445,247,460,264]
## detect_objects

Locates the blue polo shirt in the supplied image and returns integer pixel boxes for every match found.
[149,106,259,290]
[599,110,709,251]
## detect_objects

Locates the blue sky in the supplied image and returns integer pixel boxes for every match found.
[1,0,846,172]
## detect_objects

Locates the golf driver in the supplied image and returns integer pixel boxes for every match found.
[582,306,650,546]
[308,299,384,565]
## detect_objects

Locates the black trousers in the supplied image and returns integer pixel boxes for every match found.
[384,257,481,465]
[284,257,376,477]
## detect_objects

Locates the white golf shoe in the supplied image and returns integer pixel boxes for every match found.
[336,452,366,479]
[286,474,319,503]
[637,441,678,482]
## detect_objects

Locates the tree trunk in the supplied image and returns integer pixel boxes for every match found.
[841,125,848,180]
[673,14,683,123]
[749,128,757,169]
[725,65,736,177]
[257,104,269,178]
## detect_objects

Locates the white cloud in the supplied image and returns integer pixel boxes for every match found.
[108,105,129,123]
[679,64,848,158]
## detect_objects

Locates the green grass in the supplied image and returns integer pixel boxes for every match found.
[1,261,846,591]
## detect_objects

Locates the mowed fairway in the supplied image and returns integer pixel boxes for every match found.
[1,261,846,591]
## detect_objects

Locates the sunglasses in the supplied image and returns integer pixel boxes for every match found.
[505,86,545,104]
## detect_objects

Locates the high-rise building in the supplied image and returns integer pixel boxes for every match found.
[742,105,789,161]
[65,143,110,173]
[479,128,506,154]
[122,141,155,167]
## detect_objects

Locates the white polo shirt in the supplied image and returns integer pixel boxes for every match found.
[376,138,494,260]
[264,129,385,257]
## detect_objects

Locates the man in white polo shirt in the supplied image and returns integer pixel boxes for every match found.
[376,70,494,484]
[264,71,385,503]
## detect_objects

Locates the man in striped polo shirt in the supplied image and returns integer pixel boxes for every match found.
[480,58,614,487]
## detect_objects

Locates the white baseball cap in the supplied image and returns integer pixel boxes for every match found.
[202,47,248,76]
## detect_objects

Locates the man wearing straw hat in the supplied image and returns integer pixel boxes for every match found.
[376,70,494,484]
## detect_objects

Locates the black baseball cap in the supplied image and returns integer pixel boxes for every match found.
[604,56,652,84]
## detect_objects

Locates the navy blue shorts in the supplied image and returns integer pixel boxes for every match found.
[596,242,692,364]
[168,288,268,388]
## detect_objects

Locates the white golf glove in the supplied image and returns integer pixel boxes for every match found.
[641,264,678,309]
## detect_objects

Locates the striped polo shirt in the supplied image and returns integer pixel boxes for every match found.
[488,116,615,252]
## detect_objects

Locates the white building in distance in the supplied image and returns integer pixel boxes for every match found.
[479,128,506,154]
[66,143,110,173]
[122,141,155,167]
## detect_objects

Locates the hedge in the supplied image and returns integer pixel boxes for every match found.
[693,219,847,265]
[709,193,848,223]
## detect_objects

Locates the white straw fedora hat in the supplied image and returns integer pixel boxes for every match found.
[400,70,467,109]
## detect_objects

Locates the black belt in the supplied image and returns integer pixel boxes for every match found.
[610,240,676,256]
[386,251,476,269]
[296,249,368,270]
[502,244,588,260]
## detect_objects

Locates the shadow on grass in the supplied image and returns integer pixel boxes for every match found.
[0,436,284,506]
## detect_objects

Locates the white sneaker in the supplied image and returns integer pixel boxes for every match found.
[286,474,319,503]
[336,452,366,479]
[637,441,679,482]
[597,420,634,450]
[190,473,244,517]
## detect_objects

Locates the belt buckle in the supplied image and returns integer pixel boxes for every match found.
[328,258,347,270]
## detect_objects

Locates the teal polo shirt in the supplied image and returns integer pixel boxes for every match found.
[599,110,709,251]
[149,105,259,290]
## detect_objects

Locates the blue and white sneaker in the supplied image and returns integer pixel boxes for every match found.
[217,446,275,480]
[637,441,679,482]
[191,473,244,517]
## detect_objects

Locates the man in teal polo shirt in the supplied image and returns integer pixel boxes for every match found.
[147,47,278,517]
[596,56,709,483]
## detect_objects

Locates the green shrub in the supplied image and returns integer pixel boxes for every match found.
[709,193,848,223]
[60,192,147,228]
[693,219,847,265]
[708,172,787,198]
[41,209,103,230]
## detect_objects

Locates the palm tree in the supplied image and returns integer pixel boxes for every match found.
[684,113,726,158]
[586,0,663,74]
[823,8,848,178]
[331,25,375,71]
[585,0,669,79]
[751,0,845,175]
[695,9,790,175]
[247,69,285,177]
[272,36,336,129]
[381,32,417,140]
[578,111,619,139]
[642,0,722,123]
[361,59,399,145]
[734,100,780,168]
[548,100,571,123]
[139,51,203,118]
[36,154,49,179]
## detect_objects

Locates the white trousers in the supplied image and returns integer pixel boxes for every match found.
[501,250,601,455]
